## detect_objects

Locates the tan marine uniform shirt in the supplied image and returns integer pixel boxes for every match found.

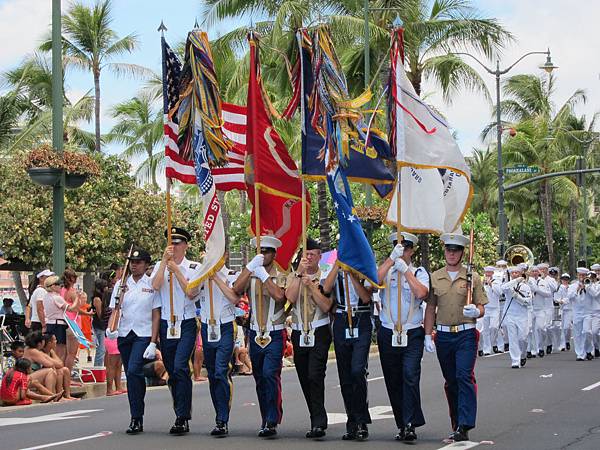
[426,266,488,325]
[286,270,330,330]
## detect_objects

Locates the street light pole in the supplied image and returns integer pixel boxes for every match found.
[51,0,65,274]
[451,50,557,257]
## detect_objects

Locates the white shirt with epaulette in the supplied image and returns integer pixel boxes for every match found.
[110,274,158,338]
[379,265,429,331]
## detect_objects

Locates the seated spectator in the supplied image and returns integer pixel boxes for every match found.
[5,341,24,370]
[23,332,74,401]
[42,276,80,362]
[1,358,58,405]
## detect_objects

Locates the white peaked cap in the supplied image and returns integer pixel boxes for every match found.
[388,231,419,245]
[440,230,470,248]
[250,235,282,249]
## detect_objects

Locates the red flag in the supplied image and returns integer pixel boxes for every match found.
[246,34,309,270]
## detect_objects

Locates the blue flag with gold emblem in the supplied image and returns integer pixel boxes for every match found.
[327,165,379,285]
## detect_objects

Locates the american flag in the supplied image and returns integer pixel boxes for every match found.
[162,37,245,191]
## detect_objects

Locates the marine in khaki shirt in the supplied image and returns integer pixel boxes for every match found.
[427,266,488,326]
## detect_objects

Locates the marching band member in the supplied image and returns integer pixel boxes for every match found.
[538,263,558,354]
[527,266,552,357]
[500,266,532,368]
[495,259,509,352]
[481,266,503,355]
[546,267,562,353]
[377,232,429,442]
[233,235,287,438]
[190,268,241,437]
[424,232,487,443]
[322,258,374,441]
[285,238,333,439]
[556,273,572,351]
[106,248,156,435]
[150,227,201,435]
[589,263,600,357]
[567,268,595,361]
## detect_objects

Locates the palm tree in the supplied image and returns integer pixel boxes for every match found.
[106,92,164,189]
[467,147,497,218]
[41,0,150,152]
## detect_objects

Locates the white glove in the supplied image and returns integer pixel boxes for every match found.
[424,334,436,353]
[463,304,481,318]
[246,254,265,272]
[105,329,118,339]
[143,342,157,360]
[394,258,409,274]
[390,244,404,261]
[253,266,270,283]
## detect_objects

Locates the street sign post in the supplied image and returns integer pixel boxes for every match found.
[505,164,540,174]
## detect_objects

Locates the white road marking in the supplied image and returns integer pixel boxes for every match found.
[19,431,112,450]
[437,440,481,449]
[581,380,600,391]
[483,352,506,358]
[327,405,394,425]
[0,409,102,427]
[334,375,385,388]
[539,373,553,378]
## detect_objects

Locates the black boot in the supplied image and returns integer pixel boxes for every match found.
[595,349,600,358]
[493,346,501,354]
[449,425,469,442]
[404,424,417,441]
[126,418,143,435]
[566,342,571,350]
[306,427,326,439]
[527,351,533,359]
[356,424,369,441]
[478,350,484,357]
[547,345,553,355]
[258,424,277,438]
[586,352,594,361]
[394,427,405,441]
[211,421,228,437]
[504,343,509,352]
[538,349,545,358]
[170,417,189,435]
[520,358,527,367]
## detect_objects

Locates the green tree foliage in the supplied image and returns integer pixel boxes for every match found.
[0,152,203,271]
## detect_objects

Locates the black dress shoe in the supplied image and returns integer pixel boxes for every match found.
[586,352,594,360]
[493,346,501,354]
[394,427,405,441]
[170,417,189,435]
[449,426,469,442]
[547,345,553,354]
[595,349,600,358]
[504,343,509,352]
[258,424,277,438]
[356,424,369,441]
[483,352,491,356]
[404,424,417,441]
[306,427,326,439]
[511,364,519,369]
[538,350,545,358]
[478,350,484,357]
[576,357,585,361]
[126,418,143,435]
[566,342,571,350]
[211,421,228,437]
[520,358,527,367]
[342,431,356,440]
[527,351,533,359]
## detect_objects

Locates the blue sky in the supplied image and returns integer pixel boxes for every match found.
[1,0,598,160]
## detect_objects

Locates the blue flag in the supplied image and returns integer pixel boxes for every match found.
[327,166,379,286]
[297,29,395,198]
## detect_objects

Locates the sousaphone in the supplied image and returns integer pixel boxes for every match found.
[504,244,534,267]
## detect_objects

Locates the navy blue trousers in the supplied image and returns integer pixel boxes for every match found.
[160,318,197,420]
[201,321,235,424]
[377,326,425,428]
[118,331,150,420]
[435,328,479,430]
[248,329,285,426]
[333,313,372,431]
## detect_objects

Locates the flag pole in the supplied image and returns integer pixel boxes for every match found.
[208,278,216,338]
[395,169,403,337]
[344,271,353,336]
[166,177,176,336]
[254,182,264,338]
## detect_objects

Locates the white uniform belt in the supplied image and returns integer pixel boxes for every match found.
[250,323,285,331]
[381,322,421,331]
[291,317,330,331]
[436,323,476,333]
[201,317,234,325]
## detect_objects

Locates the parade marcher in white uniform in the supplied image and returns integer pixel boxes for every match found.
[481,266,503,355]
[539,263,559,354]
[527,266,552,357]
[589,263,600,357]
[567,268,595,361]
[495,260,509,352]
[377,232,429,442]
[501,266,532,368]
[556,273,572,351]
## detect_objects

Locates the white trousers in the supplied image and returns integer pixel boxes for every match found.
[547,307,561,349]
[591,312,600,350]
[573,316,593,359]
[481,308,500,354]
[560,309,573,349]
[531,309,548,352]
[505,317,529,365]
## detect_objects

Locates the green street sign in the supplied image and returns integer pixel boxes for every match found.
[505,164,540,174]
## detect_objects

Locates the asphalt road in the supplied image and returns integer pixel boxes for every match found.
[1,348,599,450]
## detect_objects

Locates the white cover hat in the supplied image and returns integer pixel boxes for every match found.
[388,231,419,245]
[508,266,522,274]
[538,263,549,269]
[560,273,571,279]
[483,266,496,272]
[590,263,600,270]
[250,235,282,250]
[37,269,55,278]
[496,259,508,266]
[440,231,470,248]
[576,267,589,274]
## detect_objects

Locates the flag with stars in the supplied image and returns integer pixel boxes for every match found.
[187,116,226,290]
[327,165,379,286]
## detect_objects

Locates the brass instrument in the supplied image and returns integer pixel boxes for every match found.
[504,244,534,267]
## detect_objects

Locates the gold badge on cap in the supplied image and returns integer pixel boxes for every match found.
[133,251,139,257]
[171,228,176,233]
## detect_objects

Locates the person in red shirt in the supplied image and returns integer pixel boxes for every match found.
[1,358,58,405]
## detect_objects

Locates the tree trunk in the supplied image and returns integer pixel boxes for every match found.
[568,199,577,275]
[94,70,101,152]
[317,181,331,250]
[519,210,525,244]
[149,148,158,190]
[12,271,28,309]
[539,180,555,264]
